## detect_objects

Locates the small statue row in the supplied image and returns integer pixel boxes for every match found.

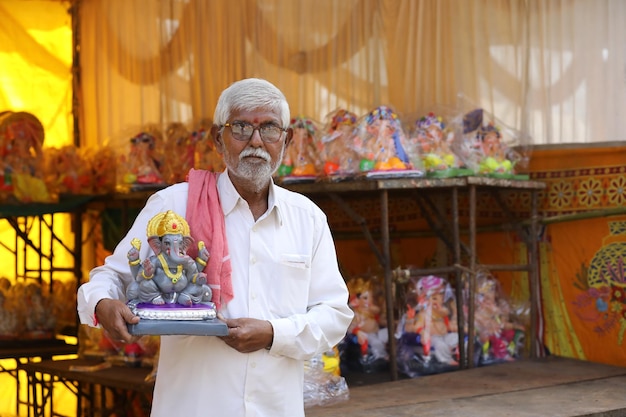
[276,106,528,184]
[0,105,527,203]
[0,114,227,202]
[338,270,527,378]
[117,120,225,192]
[0,278,76,339]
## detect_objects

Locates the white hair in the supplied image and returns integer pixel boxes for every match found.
[213,78,290,128]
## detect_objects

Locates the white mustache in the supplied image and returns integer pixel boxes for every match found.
[240,148,271,162]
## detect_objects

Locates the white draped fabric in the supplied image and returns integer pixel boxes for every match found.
[75,0,626,149]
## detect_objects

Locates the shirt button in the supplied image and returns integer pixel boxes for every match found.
[251,362,257,368]
[251,257,256,264]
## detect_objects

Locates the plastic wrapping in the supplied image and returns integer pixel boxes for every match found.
[339,276,389,374]
[43,145,92,196]
[277,115,323,182]
[0,279,18,339]
[450,102,530,179]
[303,351,350,408]
[84,144,118,194]
[117,126,167,192]
[78,324,159,368]
[2,281,57,339]
[469,269,527,366]
[0,111,53,203]
[161,122,193,184]
[47,279,78,334]
[406,111,470,178]
[318,109,360,180]
[352,106,422,178]
[193,119,225,173]
[395,275,460,377]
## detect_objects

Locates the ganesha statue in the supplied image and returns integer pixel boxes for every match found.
[125,210,218,326]
[352,106,422,178]
[276,116,322,182]
[318,109,360,179]
[395,275,460,377]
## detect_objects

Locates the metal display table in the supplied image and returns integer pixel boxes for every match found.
[18,358,154,417]
[0,339,78,416]
[0,195,94,287]
[284,175,546,380]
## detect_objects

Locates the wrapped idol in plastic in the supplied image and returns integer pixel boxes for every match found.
[318,109,360,179]
[43,145,92,195]
[353,106,421,178]
[303,348,349,408]
[407,112,465,178]
[339,276,389,374]
[471,269,527,366]
[118,126,167,191]
[193,119,225,173]
[452,107,529,179]
[0,111,53,203]
[0,282,18,339]
[84,144,118,194]
[161,122,193,184]
[276,116,322,182]
[395,275,460,377]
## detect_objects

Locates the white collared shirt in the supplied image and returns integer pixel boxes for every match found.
[77,171,354,417]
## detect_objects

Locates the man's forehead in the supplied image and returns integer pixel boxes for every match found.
[230,107,280,120]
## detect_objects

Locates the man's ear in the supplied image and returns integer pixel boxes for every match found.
[284,128,293,147]
[211,124,224,154]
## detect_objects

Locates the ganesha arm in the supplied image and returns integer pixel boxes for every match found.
[127,238,142,281]
[178,258,212,306]
[195,241,210,272]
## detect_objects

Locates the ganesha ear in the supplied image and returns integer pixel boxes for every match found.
[182,236,194,252]
[147,236,161,254]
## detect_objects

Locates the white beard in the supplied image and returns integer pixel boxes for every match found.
[224,146,284,192]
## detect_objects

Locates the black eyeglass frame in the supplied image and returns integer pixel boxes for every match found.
[222,121,287,143]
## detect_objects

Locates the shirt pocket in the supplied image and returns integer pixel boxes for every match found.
[270,253,311,315]
[279,253,311,270]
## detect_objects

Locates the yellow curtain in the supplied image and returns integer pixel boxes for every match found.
[0,0,75,278]
[0,0,73,147]
[0,7,76,415]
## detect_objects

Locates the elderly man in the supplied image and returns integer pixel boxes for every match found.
[77,78,353,417]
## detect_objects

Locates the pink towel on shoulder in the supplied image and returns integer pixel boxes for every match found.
[185,168,233,310]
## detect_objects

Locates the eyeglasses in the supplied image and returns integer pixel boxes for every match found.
[130,134,154,145]
[223,121,286,143]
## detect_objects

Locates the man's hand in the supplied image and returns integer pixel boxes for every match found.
[95,298,140,343]
[219,317,274,353]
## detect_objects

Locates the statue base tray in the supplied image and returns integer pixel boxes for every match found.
[128,319,228,336]
[127,302,228,336]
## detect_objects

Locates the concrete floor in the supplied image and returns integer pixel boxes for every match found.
[306,356,626,417]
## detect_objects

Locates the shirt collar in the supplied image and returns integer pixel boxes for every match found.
[217,170,284,226]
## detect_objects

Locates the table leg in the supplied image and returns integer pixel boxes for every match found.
[467,184,477,368]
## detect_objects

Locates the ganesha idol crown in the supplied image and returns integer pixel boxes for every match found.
[416,112,444,131]
[147,210,191,238]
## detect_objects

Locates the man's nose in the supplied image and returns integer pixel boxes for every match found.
[249,128,264,146]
